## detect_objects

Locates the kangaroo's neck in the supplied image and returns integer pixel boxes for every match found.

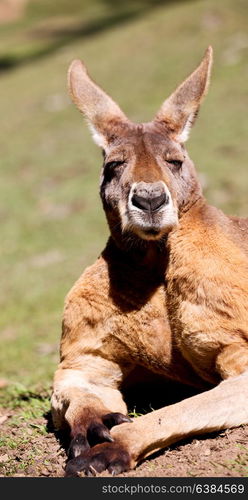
[169,197,248,263]
[102,236,169,281]
[169,198,224,252]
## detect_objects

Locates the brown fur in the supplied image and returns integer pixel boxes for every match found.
[51,47,248,476]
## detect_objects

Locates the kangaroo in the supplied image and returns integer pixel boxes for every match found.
[51,47,248,477]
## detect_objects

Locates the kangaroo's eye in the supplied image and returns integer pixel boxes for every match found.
[167,159,183,169]
[103,160,125,183]
[104,161,124,169]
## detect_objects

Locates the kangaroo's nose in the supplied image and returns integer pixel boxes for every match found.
[131,182,169,212]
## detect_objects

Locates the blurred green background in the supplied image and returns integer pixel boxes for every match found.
[0,0,248,392]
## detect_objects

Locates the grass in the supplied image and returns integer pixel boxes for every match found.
[0,384,51,475]
[208,443,248,477]
[222,444,248,476]
[0,0,248,476]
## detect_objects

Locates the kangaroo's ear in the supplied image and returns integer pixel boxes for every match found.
[68,60,128,151]
[155,46,213,142]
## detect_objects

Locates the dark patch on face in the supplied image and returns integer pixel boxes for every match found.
[143,228,161,236]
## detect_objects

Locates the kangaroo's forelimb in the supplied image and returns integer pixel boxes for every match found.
[66,371,248,476]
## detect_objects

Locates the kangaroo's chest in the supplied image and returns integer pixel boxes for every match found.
[166,221,248,383]
[102,284,203,386]
[105,284,171,366]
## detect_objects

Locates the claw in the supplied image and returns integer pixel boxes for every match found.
[108,460,127,475]
[69,410,132,457]
[65,441,131,477]
[87,422,114,446]
[90,442,130,475]
[103,412,133,429]
[88,465,98,476]
[64,455,88,477]
[68,433,89,460]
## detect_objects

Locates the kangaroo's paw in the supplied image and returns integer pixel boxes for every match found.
[68,412,132,460]
[65,441,131,477]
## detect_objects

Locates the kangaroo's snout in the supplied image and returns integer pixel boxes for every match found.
[131,182,169,213]
[126,180,177,240]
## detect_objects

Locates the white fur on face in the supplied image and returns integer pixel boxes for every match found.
[119,181,178,240]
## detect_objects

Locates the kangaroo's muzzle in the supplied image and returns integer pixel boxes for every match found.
[131,181,169,213]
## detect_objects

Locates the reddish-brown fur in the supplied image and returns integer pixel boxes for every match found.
[51,47,248,476]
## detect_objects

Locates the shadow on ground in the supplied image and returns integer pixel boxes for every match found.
[0,0,196,72]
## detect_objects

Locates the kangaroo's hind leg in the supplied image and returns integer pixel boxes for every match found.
[70,369,248,476]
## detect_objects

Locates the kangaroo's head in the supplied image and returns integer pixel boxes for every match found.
[68,48,212,244]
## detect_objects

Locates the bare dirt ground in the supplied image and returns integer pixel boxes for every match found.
[0,404,247,477]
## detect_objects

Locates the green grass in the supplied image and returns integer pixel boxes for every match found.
[0,384,51,475]
[222,444,248,476]
[0,0,248,408]
[208,443,248,477]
